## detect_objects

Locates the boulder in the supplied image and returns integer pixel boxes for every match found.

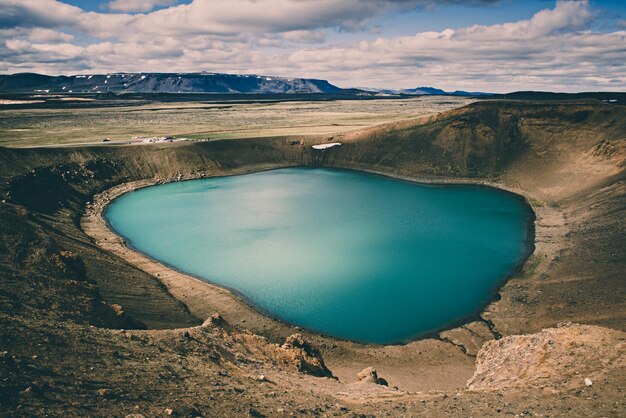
[467,324,626,392]
[357,367,388,386]
[279,334,333,378]
[202,313,225,327]
[106,303,147,330]
[97,388,111,397]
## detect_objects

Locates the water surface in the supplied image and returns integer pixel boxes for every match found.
[106,168,532,344]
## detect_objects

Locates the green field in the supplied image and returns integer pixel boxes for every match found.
[0,96,473,147]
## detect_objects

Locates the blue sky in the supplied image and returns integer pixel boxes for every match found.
[1,0,625,92]
[372,1,625,33]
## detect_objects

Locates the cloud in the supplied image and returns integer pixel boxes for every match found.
[0,0,83,29]
[0,0,624,92]
[30,42,83,57]
[0,0,135,39]
[106,0,175,13]
[1,0,497,36]
[27,28,74,42]
[282,0,626,91]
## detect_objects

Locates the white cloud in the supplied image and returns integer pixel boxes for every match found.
[6,39,32,51]
[27,28,73,42]
[31,42,83,57]
[106,0,175,13]
[1,0,87,29]
[0,0,495,37]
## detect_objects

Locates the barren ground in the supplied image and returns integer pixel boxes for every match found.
[0,99,624,417]
[0,96,472,147]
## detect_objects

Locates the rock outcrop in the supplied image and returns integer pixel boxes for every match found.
[467,324,626,392]
[439,321,497,356]
[356,367,388,386]
[202,313,226,328]
[278,334,334,378]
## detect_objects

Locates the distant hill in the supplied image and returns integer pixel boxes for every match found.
[0,72,345,94]
[401,86,447,95]
[371,86,491,96]
[486,91,626,105]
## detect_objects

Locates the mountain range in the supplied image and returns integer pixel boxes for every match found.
[0,72,488,96]
[0,72,343,95]
[372,86,491,96]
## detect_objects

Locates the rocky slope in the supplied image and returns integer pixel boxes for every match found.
[467,324,625,392]
[0,100,624,416]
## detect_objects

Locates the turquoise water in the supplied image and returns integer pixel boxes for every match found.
[106,168,532,344]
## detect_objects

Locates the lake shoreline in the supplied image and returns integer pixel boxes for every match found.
[84,164,540,343]
[103,166,536,344]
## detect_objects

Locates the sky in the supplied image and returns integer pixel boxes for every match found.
[1,0,625,92]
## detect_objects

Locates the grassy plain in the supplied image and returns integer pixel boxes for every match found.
[0,95,473,147]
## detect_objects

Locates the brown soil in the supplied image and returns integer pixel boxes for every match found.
[0,100,624,417]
